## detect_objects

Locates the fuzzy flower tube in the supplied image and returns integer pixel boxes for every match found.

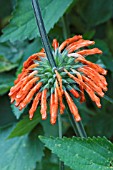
[9,35,107,124]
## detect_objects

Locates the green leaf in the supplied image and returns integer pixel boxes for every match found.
[88,113,113,138]
[1,0,74,42]
[0,0,13,19]
[11,103,25,119]
[36,146,71,170]
[0,126,44,170]
[40,136,113,170]
[0,41,27,64]
[41,108,70,137]
[94,40,113,72]
[8,113,41,138]
[0,72,15,95]
[15,38,42,77]
[0,95,16,128]
[0,84,11,95]
[83,30,96,40]
[36,163,59,170]
[41,118,59,137]
[21,38,42,63]
[0,55,17,72]
[36,161,71,170]
[35,148,60,170]
[77,0,113,27]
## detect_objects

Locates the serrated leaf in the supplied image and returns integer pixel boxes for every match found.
[0,126,44,170]
[77,0,113,27]
[8,112,41,138]
[35,146,71,170]
[1,0,74,42]
[40,136,113,170]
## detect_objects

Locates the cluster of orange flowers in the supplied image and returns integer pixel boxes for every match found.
[9,35,107,124]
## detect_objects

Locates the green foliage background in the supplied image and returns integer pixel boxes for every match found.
[0,0,113,169]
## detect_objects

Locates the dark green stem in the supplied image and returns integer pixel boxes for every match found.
[61,17,87,138]
[75,121,87,138]
[58,113,63,138]
[67,110,87,138]
[32,0,63,169]
[32,0,87,158]
[32,0,56,68]
[58,113,65,170]
[64,99,87,138]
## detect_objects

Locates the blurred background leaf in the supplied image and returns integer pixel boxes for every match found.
[0,126,44,170]
[0,95,16,128]
[76,0,113,27]
[0,0,113,169]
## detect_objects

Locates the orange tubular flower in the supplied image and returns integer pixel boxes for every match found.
[9,35,107,124]
[40,88,48,120]
[50,88,58,125]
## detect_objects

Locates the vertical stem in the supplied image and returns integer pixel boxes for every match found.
[31,2,87,168]
[32,0,56,68]
[58,113,64,170]
[64,99,87,138]
[32,1,64,169]
[75,121,87,138]
[61,17,87,138]
[67,110,87,138]
[58,113,63,138]
[66,108,80,136]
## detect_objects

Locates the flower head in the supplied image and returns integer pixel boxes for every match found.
[9,35,107,124]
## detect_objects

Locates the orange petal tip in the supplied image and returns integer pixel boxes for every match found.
[42,112,47,120]
[50,120,56,125]
[75,116,81,122]
[8,92,12,96]
[29,116,33,120]
[15,102,19,107]
[19,104,25,110]
[97,104,101,108]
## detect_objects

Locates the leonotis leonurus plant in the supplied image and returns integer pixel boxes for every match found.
[9,35,107,124]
